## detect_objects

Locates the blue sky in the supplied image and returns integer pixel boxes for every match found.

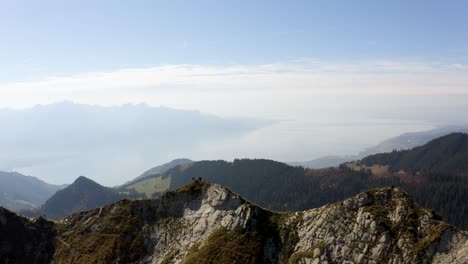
[1,1,468,183]
[1,0,467,81]
[0,0,467,122]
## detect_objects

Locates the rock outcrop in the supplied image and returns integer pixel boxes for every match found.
[292,187,467,263]
[1,182,467,263]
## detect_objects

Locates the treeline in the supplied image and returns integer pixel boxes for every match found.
[163,159,467,229]
[370,173,467,228]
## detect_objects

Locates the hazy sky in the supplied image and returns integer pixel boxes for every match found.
[1,1,467,110]
[0,1,466,115]
[1,1,467,78]
[1,1,468,184]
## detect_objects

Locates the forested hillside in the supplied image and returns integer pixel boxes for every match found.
[358,133,468,174]
[42,133,467,228]
[147,158,467,229]
[290,126,468,169]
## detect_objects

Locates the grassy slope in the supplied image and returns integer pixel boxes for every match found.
[125,176,171,198]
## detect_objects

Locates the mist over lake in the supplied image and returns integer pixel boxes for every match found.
[2,102,437,186]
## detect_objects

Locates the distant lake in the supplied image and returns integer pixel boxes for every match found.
[17,115,433,186]
[196,117,434,162]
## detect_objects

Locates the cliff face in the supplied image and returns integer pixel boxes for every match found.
[1,182,467,264]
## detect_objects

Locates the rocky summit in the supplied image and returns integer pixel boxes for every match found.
[0,181,466,264]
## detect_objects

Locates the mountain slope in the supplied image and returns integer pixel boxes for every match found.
[121,158,303,201]
[23,176,128,220]
[124,156,468,229]
[361,126,468,156]
[133,158,193,182]
[1,182,467,263]
[119,159,193,197]
[0,171,63,211]
[292,125,468,169]
[357,132,468,174]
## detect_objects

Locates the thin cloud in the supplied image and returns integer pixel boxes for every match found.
[0,60,467,115]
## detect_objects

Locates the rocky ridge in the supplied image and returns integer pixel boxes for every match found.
[0,182,467,263]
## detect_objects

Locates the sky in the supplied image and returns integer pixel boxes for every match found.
[0,1,468,184]
[1,0,467,81]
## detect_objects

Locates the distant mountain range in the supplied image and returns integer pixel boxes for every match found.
[291,125,468,168]
[1,182,466,263]
[0,171,64,211]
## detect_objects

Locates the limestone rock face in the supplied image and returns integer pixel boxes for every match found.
[293,188,467,264]
[1,182,467,264]
[138,183,259,263]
